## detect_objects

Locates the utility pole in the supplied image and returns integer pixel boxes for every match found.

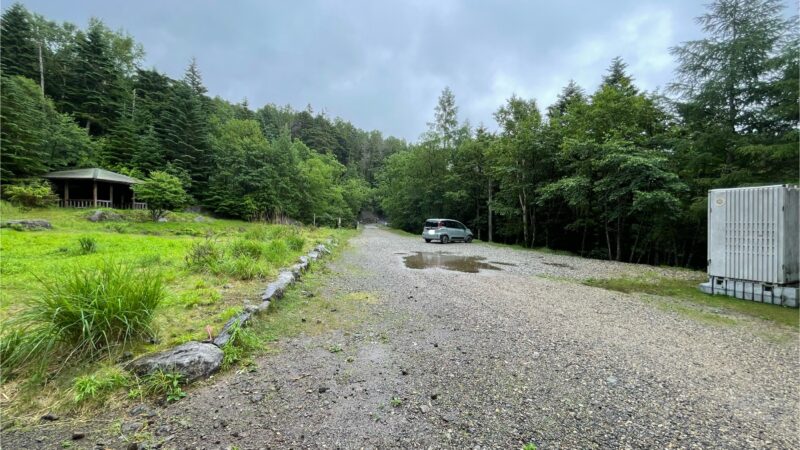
[38,41,45,94]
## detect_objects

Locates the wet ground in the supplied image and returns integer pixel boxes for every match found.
[401,251,503,273]
[3,226,798,449]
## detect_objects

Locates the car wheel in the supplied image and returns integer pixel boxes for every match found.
[424,239,431,243]
[441,235,449,244]
[465,235,473,243]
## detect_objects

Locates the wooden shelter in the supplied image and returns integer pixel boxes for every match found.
[43,168,147,209]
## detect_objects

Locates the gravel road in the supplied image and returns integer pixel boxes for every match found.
[5,226,798,449]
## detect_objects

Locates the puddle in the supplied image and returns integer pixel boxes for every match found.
[402,252,503,273]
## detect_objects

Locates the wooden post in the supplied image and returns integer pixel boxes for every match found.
[93,181,98,207]
[64,182,69,206]
[109,184,114,208]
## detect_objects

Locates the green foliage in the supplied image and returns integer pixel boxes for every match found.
[3,179,58,207]
[132,171,191,221]
[140,370,186,402]
[522,444,538,450]
[72,368,130,403]
[78,236,98,254]
[1,262,165,377]
[184,235,296,280]
[221,320,261,370]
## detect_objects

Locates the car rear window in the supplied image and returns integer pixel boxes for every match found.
[425,220,439,228]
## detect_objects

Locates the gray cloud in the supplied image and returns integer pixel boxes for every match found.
[14,0,792,140]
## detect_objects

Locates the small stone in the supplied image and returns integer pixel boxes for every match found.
[420,404,430,413]
[41,413,59,421]
[251,394,264,403]
[430,394,438,400]
[129,404,154,417]
[433,343,439,348]
[301,317,307,322]
[72,431,86,440]
[223,284,232,289]
[330,308,338,312]
[117,351,134,363]
[318,386,329,394]
[316,319,322,324]
[606,376,618,385]
[401,369,409,376]
[126,443,139,450]
[121,421,144,434]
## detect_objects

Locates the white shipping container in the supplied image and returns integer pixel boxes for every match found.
[707,185,800,284]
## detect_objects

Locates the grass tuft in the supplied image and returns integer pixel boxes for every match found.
[1,262,165,378]
[78,236,98,254]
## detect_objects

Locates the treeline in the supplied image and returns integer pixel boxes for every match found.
[0,3,407,225]
[379,0,798,267]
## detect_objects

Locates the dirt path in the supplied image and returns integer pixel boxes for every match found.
[5,226,799,449]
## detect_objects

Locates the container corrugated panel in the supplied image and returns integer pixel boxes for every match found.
[708,185,799,284]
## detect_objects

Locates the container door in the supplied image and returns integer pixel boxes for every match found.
[708,191,727,277]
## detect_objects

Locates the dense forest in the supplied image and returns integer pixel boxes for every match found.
[1,0,798,267]
[0,2,407,225]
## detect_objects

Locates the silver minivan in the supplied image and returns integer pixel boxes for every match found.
[422,218,473,243]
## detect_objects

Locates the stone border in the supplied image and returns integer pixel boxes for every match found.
[127,239,337,382]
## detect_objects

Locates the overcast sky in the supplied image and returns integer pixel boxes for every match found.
[11,0,794,141]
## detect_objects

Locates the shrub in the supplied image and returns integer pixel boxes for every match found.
[78,236,97,254]
[185,239,222,271]
[131,171,190,221]
[3,179,57,208]
[1,262,165,377]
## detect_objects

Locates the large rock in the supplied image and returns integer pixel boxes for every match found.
[261,271,295,301]
[127,341,222,383]
[87,210,123,222]
[1,219,51,230]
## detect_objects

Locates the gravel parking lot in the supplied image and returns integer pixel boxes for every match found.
[5,225,798,449]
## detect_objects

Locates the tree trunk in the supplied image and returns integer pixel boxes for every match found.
[531,204,536,248]
[487,181,493,243]
[580,223,587,256]
[604,222,612,260]
[615,216,622,261]
[628,230,640,262]
[519,191,528,248]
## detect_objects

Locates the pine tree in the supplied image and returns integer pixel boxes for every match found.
[63,19,127,135]
[184,57,207,96]
[1,3,39,80]
[1,76,53,181]
[670,0,791,165]
[428,87,459,152]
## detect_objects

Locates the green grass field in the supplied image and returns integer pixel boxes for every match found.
[0,202,355,419]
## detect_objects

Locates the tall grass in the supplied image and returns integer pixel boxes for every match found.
[185,232,303,280]
[1,262,165,377]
